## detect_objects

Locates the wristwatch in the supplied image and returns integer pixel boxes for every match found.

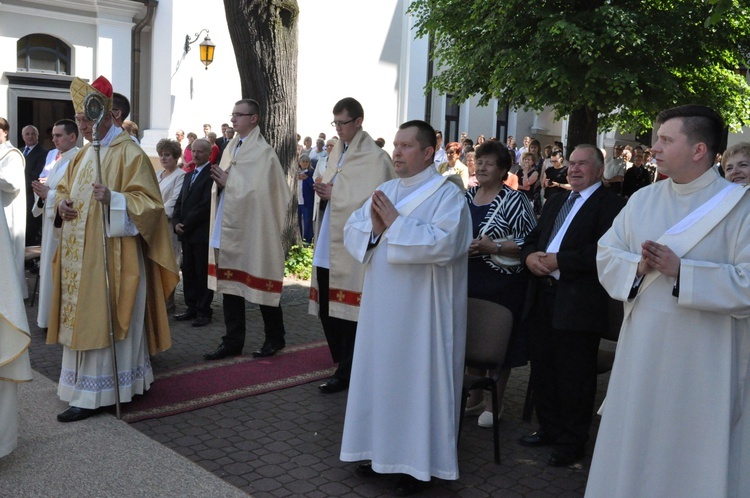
[495,241,503,255]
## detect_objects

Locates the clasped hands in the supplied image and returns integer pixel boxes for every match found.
[31,178,49,199]
[525,251,559,276]
[313,179,333,201]
[468,235,497,257]
[370,190,398,236]
[637,240,680,278]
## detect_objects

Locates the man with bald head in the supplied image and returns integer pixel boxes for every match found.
[22,124,48,246]
[173,138,215,327]
[521,144,624,467]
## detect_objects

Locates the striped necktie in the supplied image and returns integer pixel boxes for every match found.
[23,146,30,156]
[549,191,581,241]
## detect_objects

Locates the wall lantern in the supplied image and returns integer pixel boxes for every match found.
[184,29,215,69]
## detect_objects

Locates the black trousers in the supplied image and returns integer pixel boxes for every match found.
[316,267,357,381]
[181,240,213,318]
[221,293,285,350]
[528,280,600,454]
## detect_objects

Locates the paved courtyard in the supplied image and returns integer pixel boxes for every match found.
[22,273,609,497]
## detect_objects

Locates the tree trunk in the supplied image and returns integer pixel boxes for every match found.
[223,0,300,252]
[565,106,599,158]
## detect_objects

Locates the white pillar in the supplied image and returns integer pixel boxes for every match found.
[140,0,175,156]
[96,19,134,96]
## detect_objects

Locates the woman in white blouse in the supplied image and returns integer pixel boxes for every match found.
[157,138,185,311]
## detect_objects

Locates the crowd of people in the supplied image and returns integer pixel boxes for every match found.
[2,78,750,497]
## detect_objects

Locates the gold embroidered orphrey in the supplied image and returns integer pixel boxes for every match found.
[57,149,100,343]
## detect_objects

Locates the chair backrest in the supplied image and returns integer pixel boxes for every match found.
[465,298,514,368]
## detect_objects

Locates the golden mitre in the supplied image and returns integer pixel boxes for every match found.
[70,75,113,114]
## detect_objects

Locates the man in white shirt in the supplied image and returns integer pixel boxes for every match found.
[433,129,447,168]
[308,138,327,167]
[520,144,624,467]
[602,144,626,194]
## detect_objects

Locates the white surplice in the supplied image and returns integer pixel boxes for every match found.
[32,147,78,327]
[57,243,151,409]
[588,168,750,497]
[0,142,27,298]
[0,197,32,458]
[340,166,472,481]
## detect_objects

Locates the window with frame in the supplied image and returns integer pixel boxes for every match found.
[496,101,509,142]
[17,34,71,74]
[444,94,460,142]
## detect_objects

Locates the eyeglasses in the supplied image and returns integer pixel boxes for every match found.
[331,118,355,128]
[230,113,256,118]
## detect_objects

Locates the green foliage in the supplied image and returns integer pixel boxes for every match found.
[284,244,313,281]
[409,0,750,136]
[706,0,737,26]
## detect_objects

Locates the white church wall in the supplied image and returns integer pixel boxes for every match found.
[296,0,403,150]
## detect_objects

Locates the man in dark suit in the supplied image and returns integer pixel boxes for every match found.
[173,138,214,327]
[21,125,48,246]
[214,123,229,165]
[519,144,624,467]
[216,123,229,151]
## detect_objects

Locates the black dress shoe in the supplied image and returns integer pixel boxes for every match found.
[191,316,211,327]
[547,449,585,467]
[57,406,104,423]
[174,310,197,321]
[355,463,379,478]
[518,430,556,447]
[394,475,429,496]
[318,377,349,394]
[203,343,242,360]
[252,341,285,358]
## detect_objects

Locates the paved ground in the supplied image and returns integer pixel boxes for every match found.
[22,271,610,497]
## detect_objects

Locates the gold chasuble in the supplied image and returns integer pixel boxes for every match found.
[208,126,291,306]
[308,130,395,322]
[47,131,179,354]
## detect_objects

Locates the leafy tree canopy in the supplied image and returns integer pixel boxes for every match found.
[410,0,750,137]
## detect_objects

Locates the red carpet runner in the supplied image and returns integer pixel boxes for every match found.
[120,341,334,423]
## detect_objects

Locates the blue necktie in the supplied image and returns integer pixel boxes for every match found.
[549,191,581,241]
